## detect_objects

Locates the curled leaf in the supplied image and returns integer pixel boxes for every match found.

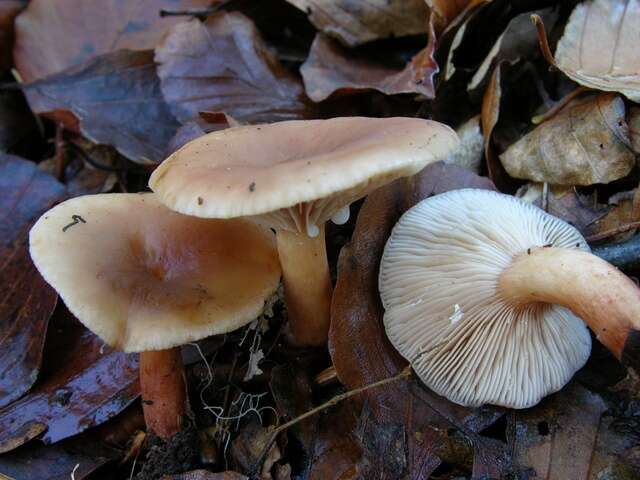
[500,94,635,186]
[555,0,640,102]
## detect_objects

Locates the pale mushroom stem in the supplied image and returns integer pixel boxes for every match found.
[139,347,187,439]
[498,247,640,370]
[276,225,333,346]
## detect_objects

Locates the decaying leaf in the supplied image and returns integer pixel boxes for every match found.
[0,154,66,409]
[630,105,640,153]
[155,13,310,124]
[443,115,483,172]
[0,308,139,453]
[285,0,429,47]
[13,0,214,82]
[300,31,437,101]
[0,434,120,480]
[329,162,500,478]
[500,94,635,186]
[0,0,26,71]
[24,49,180,164]
[555,0,640,102]
[468,7,558,91]
[508,383,607,479]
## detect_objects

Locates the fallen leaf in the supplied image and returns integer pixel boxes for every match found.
[481,63,515,191]
[555,0,640,102]
[0,154,66,409]
[500,94,635,186]
[24,49,180,164]
[300,29,437,102]
[589,189,640,242]
[0,1,26,71]
[443,115,483,172]
[285,0,429,47]
[630,105,640,153]
[468,7,558,91]
[587,410,640,479]
[0,307,139,453]
[508,383,607,479]
[0,434,120,480]
[155,13,311,124]
[162,471,248,480]
[13,0,214,82]
[329,162,500,478]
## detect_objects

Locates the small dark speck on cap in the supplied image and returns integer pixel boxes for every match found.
[197,197,204,205]
[249,182,256,192]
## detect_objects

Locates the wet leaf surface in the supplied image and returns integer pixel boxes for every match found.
[155,13,311,125]
[285,0,429,47]
[24,49,180,164]
[555,0,640,102]
[0,307,139,453]
[329,162,500,478]
[0,154,66,409]
[300,31,437,102]
[13,0,214,82]
[501,94,635,186]
[0,433,120,480]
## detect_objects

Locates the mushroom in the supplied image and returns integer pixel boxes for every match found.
[149,117,459,346]
[29,193,281,438]
[380,189,640,408]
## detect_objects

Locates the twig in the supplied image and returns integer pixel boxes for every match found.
[532,86,590,124]
[530,14,557,70]
[251,365,412,473]
[587,222,640,243]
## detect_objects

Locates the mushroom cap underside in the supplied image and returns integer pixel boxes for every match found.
[379,189,592,408]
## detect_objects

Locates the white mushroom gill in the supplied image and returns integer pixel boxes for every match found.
[379,189,591,409]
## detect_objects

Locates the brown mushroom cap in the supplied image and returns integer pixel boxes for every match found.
[149,117,458,235]
[29,193,281,352]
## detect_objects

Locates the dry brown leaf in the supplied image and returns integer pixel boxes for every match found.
[0,0,26,71]
[630,105,640,153]
[155,13,310,124]
[24,49,180,164]
[508,383,607,479]
[555,0,640,102]
[162,472,248,480]
[500,94,635,186]
[300,31,437,101]
[13,0,213,82]
[285,0,429,47]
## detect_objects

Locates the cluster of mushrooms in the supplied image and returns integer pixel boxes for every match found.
[29,116,640,442]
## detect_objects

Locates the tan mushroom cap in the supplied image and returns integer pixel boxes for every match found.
[29,193,281,353]
[149,117,458,235]
[379,189,591,409]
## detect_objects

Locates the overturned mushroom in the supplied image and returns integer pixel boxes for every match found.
[29,193,281,438]
[150,117,458,346]
[380,189,640,408]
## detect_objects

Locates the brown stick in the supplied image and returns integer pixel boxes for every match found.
[276,226,332,346]
[499,247,640,370]
[530,14,557,70]
[586,221,640,243]
[139,347,187,439]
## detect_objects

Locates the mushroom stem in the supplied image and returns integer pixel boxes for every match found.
[276,225,332,346]
[499,247,640,370]
[139,347,187,439]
